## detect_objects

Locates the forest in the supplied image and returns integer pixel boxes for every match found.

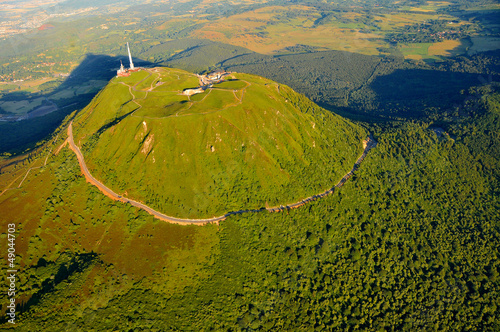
[0,0,499,330]
[3,86,499,331]
[221,49,500,120]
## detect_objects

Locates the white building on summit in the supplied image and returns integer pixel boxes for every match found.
[117,60,128,77]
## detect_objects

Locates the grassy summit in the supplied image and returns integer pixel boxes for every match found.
[72,67,366,218]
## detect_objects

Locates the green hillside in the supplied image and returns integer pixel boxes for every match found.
[72,67,366,218]
[1,89,498,331]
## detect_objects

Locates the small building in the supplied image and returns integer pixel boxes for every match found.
[182,88,204,96]
[207,70,226,81]
[117,60,130,77]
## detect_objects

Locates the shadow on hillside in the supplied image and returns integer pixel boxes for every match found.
[319,68,496,122]
[340,66,499,121]
[366,68,498,117]
[0,252,99,325]
[371,69,486,102]
[0,54,154,154]
[218,48,499,122]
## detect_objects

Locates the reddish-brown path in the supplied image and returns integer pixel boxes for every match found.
[67,122,220,225]
[67,121,376,225]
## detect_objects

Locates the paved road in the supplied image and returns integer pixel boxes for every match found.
[67,121,376,225]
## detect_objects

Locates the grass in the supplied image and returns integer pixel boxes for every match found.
[116,70,150,85]
[404,1,453,13]
[0,79,107,119]
[135,99,189,117]
[428,39,464,57]
[0,84,19,91]
[189,91,207,102]
[182,89,237,115]
[186,5,465,58]
[396,38,472,61]
[74,80,132,142]
[0,133,220,317]
[0,97,44,114]
[50,89,77,100]
[189,5,387,55]
[73,67,366,219]
[399,40,461,60]
[134,72,159,91]
[400,42,431,54]
[212,79,247,90]
[153,70,200,92]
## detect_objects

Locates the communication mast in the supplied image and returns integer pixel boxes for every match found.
[127,42,135,70]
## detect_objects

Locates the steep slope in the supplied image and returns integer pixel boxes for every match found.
[72,67,366,218]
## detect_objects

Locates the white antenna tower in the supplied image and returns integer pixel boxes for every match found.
[127,42,135,70]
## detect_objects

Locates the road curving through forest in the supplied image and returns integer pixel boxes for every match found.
[66,121,377,225]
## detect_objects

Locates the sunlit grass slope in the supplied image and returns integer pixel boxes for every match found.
[73,67,366,218]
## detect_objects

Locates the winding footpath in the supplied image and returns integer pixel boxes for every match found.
[67,122,223,225]
[121,68,252,120]
[67,121,376,226]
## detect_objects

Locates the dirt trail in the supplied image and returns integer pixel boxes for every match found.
[122,69,252,120]
[66,121,377,225]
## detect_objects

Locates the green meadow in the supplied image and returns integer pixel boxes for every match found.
[73,68,366,218]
